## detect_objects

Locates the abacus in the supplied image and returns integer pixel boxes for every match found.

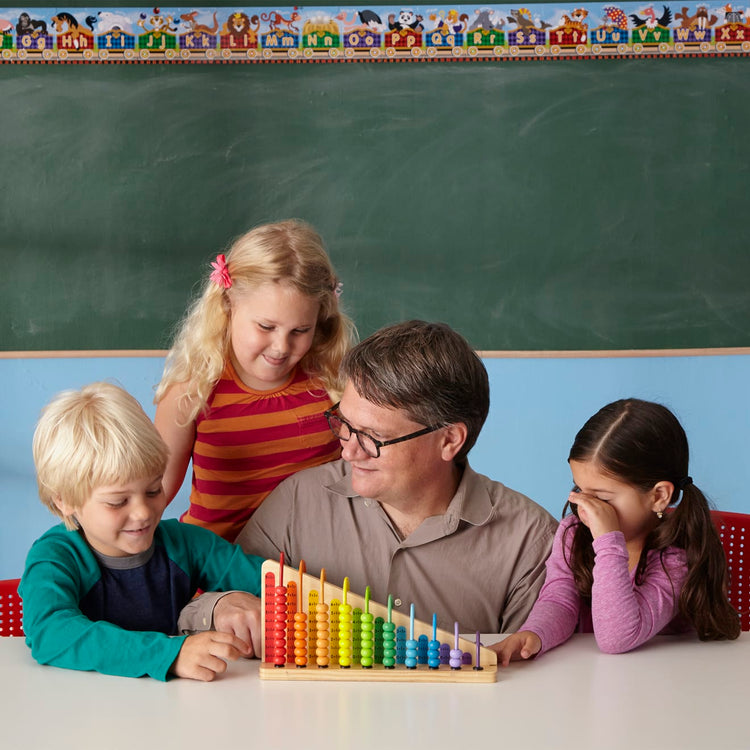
[260,557,498,682]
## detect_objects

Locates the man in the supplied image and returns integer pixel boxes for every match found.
[184,321,556,643]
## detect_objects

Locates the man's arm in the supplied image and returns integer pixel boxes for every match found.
[176,481,299,649]
[178,591,262,658]
[233,478,297,560]
[498,516,557,633]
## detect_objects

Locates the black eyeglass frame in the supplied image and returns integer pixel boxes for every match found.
[324,402,439,459]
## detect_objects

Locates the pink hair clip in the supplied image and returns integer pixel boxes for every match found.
[333,282,343,299]
[210,254,232,290]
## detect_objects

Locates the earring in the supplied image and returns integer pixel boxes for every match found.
[656,510,664,519]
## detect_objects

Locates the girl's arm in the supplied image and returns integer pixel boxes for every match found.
[512,517,582,657]
[591,532,688,653]
[154,382,196,503]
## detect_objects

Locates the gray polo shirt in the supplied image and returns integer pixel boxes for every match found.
[236,459,557,634]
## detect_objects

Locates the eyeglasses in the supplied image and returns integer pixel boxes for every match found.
[324,403,439,459]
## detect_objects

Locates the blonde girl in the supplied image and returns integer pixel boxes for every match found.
[155,220,355,541]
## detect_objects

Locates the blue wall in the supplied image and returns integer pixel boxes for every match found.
[2,353,748,578]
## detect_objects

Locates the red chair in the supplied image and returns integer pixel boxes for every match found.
[711,511,748,631]
[0,579,24,637]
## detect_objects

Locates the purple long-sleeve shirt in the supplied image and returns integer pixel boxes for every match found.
[521,515,689,655]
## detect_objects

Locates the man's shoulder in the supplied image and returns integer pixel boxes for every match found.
[276,458,349,492]
[467,466,557,528]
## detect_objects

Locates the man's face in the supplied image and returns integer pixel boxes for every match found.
[336,382,447,509]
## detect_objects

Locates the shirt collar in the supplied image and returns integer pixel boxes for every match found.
[90,539,156,570]
[324,461,495,531]
[325,461,357,498]
[442,464,494,530]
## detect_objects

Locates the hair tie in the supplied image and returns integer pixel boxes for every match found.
[333,281,343,299]
[210,254,232,290]
[678,476,693,490]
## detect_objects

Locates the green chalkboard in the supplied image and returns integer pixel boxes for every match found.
[2,56,750,352]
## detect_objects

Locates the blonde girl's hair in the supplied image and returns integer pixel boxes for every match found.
[155,219,355,422]
[33,382,169,530]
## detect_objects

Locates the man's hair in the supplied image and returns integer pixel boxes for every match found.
[33,382,169,529]
[340,320,489,463]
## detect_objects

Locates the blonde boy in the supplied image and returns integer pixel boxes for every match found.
[20,382,263,681]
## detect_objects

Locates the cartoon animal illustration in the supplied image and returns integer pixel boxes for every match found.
[180,11,218,34]
[388,10,424,31]
[138,8,177,35]
[556,8,589,40]
[722,3,746,22]
[359,9,386,31]
[507,8,552,30]
[260,10,301,33]
[335,10,360,30]
[51,12,96,48]
[561,8,589,25]
[629,4,673,28]
[97,11,134,34]
[52,11,97,32]
[675,5,717,28]
[221,12,260,36]
[602,5,630,28]
[468,8,505,31]
[335,9,386,32]
[16,12,48,37]
[428,9,469,34]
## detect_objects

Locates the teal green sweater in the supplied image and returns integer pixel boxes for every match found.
[19,519,263,681]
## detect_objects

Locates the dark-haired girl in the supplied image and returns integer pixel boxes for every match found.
[494,398,740,665]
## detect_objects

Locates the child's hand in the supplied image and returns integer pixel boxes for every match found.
[212,592,262,658]
[490,631,542,667]
[171,631,250,681]
[568,490,620,539]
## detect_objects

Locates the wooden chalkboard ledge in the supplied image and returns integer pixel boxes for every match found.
[2,348,749,360]
[0,350,169,359]
[479,348,750,358]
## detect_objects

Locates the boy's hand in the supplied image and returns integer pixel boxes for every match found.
[171,631,250,681]
[212,592,262,657]
[490,631,542,667]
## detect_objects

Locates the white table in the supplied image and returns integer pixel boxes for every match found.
[1,633,748,750]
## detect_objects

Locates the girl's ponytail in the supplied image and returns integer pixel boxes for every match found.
[651,483,740,640]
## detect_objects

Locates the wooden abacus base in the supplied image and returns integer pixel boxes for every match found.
[261,560,498,683]
[259,662,497,683]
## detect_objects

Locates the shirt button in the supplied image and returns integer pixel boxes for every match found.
[364,499,371,507]
[394,598,402,607]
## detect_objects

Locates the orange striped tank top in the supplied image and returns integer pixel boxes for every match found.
[182,362,341,542]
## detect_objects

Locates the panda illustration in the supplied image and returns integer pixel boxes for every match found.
[388,9,424,31]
